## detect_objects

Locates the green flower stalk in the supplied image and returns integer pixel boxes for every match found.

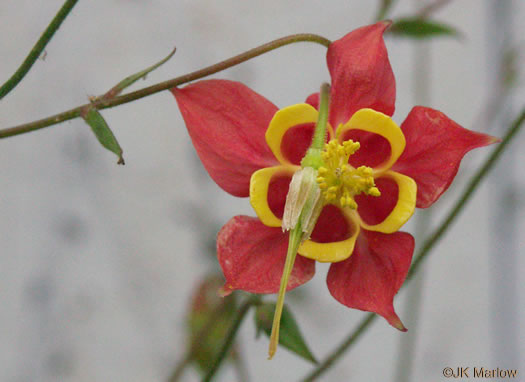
[268,83,330,359]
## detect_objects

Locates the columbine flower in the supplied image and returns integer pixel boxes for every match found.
[172,22,498,337]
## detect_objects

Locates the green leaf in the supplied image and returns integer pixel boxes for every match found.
[390,18,460,39]
[255,303,317,364]
[103,47,176,99]
[188,275,238,374]
[82,108,124,164]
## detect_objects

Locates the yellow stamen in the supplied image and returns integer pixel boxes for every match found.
[316,139,381,209]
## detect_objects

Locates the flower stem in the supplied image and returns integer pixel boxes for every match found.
[417,0,454,18]
[0,0,80,99]
[201,294,261,382]
[310,83,331,150]
[167,302,229,382]
[301,314,377,382]
[273,84,330,357]
[374,0,399,21]
[0,33,331,139]
[301,83,330,169]
[268,222,303,359]
[299,106,525,382]
[167,353,192,382]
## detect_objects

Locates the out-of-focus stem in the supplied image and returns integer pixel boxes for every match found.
[202,294,261,382]
[167,302,229,382]
[300,314,377,382]
[375,0,400,21]
[394,1,432,380]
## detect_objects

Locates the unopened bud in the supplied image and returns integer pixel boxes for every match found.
[282,167,323,241]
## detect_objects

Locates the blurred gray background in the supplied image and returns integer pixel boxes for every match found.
[1,1,524,381]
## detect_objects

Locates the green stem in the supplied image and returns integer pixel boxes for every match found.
[374,0,399,21]
[310,83,330,150]
[167,302,229,382]
[374,0,452,22]
[167,353,192,382]
[0,33,331,139]
[231,346,251,382]
[301,314,377,382]
[202,294,261,382]
[301,83,330,169]
[300,107,525,382]
[0,0,80,99]
[268,223,303,359]
[417,0,453,18]
[394,11,432,381]
[272,84,330,358]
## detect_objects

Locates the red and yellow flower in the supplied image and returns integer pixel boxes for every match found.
[172,22,497,333]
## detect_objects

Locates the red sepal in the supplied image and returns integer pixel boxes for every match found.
[172,80,278,197]
[327,229,414,331]
[217,216,315,295]
[305,93,319,109]
[327,21,396,127]
[393,106,500,208]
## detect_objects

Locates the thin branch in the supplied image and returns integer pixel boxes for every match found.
[300,107,525,382]
[418,0,454,18]
[0,0,80,99]
[375,0,453,24]
[167,301,230,382]
[0,33,331,139]
[301,314,377,382]
[231,346,251,382]
[202,295,261,382]
[167,353,192,382]
[374,0,400,21]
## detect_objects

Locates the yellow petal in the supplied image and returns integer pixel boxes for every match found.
[250,166,297,227]
[357,171,417,234]
[337,108,406,174]
[266,104,333,165]
[298,212,360,263]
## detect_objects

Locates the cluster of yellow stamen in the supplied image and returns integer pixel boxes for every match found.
[317,139,381,209]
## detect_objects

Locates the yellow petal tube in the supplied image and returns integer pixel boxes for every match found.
[298,212,360,263]
[265,103,333,165]
[357,171,417,234]
[337,108,406,174]
[249,166,297,227]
